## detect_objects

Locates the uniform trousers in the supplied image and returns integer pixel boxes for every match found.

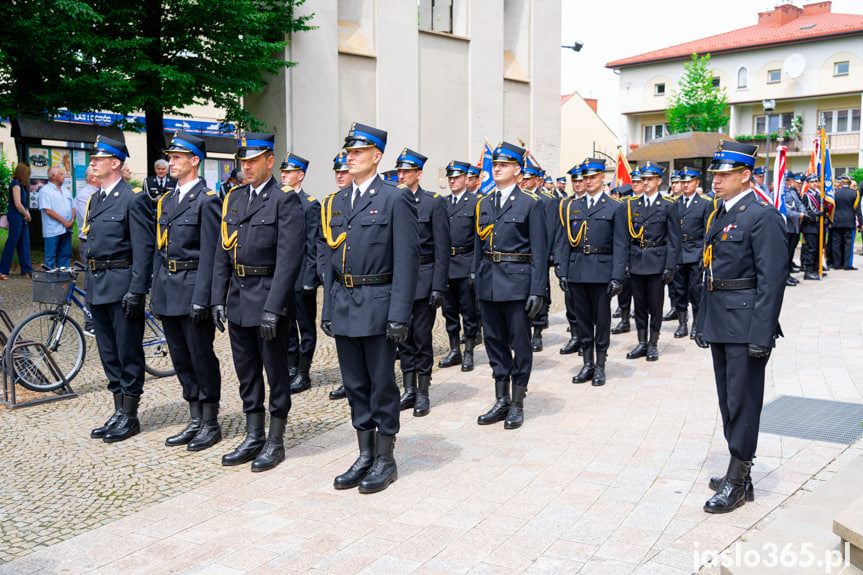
[564,285,578,331]
[570,283,610,353]
[673,262,702,313]
[825,226,835,266]
[335,335,400,436]
[479,299,532,388]
[801,233,819,269]
[616,278,632,312]
[832,227,855,269]
[399,297,435,375]
[287,289,318,359]
[90,301,146,397]
[786,232,800,270]
[710,342,768,461]
[630,273,663,333]
[442,277,479,339]
[228,319,291,419]
[162,315,221,403]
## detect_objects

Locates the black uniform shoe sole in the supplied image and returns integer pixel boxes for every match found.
[221,448,263,466]
[591,380,606,386]
[187,432,222,452]
[290,383,311,394]
[102,425,141,444]
[703,499,746,514]
[251,454,285,473]
[358,472,397,494]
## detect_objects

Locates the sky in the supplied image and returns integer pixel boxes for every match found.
[561,0,863,132]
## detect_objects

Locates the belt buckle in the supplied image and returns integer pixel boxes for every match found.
[493,252,501,263]
[88,259,96,271]
[583,245,591,255]
[236,264,245,277]
[168,260,177,272]
[708,277,714,291]
[451,247,456,256]
[640,238,646,248]
[343,274,354,288]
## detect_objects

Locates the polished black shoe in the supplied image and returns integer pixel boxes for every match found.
[414,374,431,417]
[785,275,798,286]
[704,457,753,513]
[91,392,123,438]
[188,402,221,452]
[530,328,543,352]
[611,315,631,335]
[334,430,375,489]
[329,385,347,400]
[708,473,754,502]
[251,416,286,472]
[612,306,622,319]
[662,308,677,322]
[572,347,595,384]
[504,386,526,429]
[439,334,462,368]
[166,401,202,446]
[626,330,648,359]
[478,380,511,425]
[399,372,417,411]
[646,332,660,362]
[559,337,581,355]
[592,351,607,386]
[804,270,820,280]
[221,412,266,466]
[358,434,397,493]
[846,266,858,271]
[461,339,475,372]
[289,356,312,394]
[673,310,688,339]
[103,395,141,443]
[790,262,801,272]
[287,353,299,382]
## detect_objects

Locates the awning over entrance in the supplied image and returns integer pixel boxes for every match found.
[627,131,730,162]
[11,118,126,145]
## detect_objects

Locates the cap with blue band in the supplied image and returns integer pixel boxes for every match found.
[164,131,206,160]
[90,135,129,162]
[707,140,758,172]
[396,148,427,170]
[280,153,309,172]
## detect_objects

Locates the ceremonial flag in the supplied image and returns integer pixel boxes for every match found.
[772,145,787,222]
[614,149,632,188]
[801,138,818,204]
[479,139,496,196]
[817,128,835,220]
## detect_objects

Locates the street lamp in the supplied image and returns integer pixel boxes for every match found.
[562,41,583,52]
[762,99,776,189]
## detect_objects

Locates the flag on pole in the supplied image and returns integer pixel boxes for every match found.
[479,139,496,196]
[772,145,787,222]
[817,128,835,220]
[801,137,819,204]
[614,150,632,188]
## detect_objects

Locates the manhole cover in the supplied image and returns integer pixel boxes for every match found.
[760,395,863,445]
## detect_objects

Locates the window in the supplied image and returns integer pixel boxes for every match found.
[737,67,748,88]
[821,108,861,133]
[654,83,665,96]
[834,61,850,76]
[418,0,453,33]
[712,77,720,88]
[643,124,667,142]
[768,69,781,83]
[754,113,793,135]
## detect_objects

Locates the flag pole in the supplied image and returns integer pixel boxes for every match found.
[818,124,826,278]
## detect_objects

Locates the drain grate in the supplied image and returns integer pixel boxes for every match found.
[760,395,863,445]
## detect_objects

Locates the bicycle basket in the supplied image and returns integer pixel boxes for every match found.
[32,271,76,305]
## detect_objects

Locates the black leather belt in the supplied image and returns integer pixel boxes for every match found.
[234,264,274,277]
[419,254,435,264]
[451,246,474,256]
[483,251,532,263]
[631,239,667,248]
[335,272,393,288]
[682,234,702,242]
[88,258,130,271]
[708,277,756,291]
[581,245,613,255]
[162,259,198,271]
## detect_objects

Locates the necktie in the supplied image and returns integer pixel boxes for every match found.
[495,191,502,211]
[352,187,360,210]
[452,195,457,207]
[248,188,256,207]
[101,189,107,201]
[588,197,594,210]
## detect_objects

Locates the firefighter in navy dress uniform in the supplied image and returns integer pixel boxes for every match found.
[474,142,547,429]
[211,133,305,472]
[557,164,585,355]
[693,140,786,513]
[85,135,155,443]
[320,123,419,493]
[521,158,554,352]
[612,169,642,335]
[151,132,222,451]
[831,174,862,269]
[394,148,450,417]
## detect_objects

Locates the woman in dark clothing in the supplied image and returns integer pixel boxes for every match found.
[0,163,34,279]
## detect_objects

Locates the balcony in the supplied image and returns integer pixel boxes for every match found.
[738,132,860,158]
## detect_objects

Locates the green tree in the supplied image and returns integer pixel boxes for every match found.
[665,53,729,134]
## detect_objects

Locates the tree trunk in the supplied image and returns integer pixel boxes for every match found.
[145,108,166,177]
[142,0,164,177]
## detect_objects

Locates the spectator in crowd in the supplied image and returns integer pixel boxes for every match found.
[219,168,242,198]
[39,166,75,268]
[121,162,133,182]
[0,162,34,280]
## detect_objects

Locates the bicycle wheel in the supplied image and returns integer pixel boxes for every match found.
[5,309,86,392]
[142,314,175,377]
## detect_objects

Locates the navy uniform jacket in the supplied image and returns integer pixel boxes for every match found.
[144,175,177,203]
[84,179,155,306]
[539,189,562,265]
[412,187,450,300]
[800,189,823,234]
[295,189,323,291]
[446,192,479,279]
[558,193,629,284]
[150,179,220,316]
[320,175,419,337]
[676,194,713,265]
[627,194,682,275]
[211,177,304,327]
[473,187,548,302]
[785,189,804,233]
[696,192,787,348]
[832,186,862,229]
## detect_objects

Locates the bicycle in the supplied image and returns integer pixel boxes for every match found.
[4,262,175,393]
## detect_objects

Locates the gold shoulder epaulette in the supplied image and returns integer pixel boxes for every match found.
[281,185,292,193]
[397,184,408,189]
[520,189,539,200]
[609,196,622,203]
[132,187,142,194]
[206,190,217,196]
[698,194,710,201]
[229,185,240,193]
[662,195,675,202]
[433,193,440,198]
[306,195,315,202]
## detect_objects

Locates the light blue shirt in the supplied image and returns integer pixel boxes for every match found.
[38,182,74,238]
[75,184,98,239]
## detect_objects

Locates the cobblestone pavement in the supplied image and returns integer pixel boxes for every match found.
[2,263,862,574]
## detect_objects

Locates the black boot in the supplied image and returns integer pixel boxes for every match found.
[188,402,222,452]
[477,379,511,425]
[690,311,698,340]
[438,334,462,368]
[593,351,607,386]
[461,338,475,372]
[572,346,595,383]
[289,356,312,394]
[804,266,820,280]
[103,395,141,443]
[646,331,660,362]
[531,327,543,352]
[709,472,755,502]
[329,385,347,400]
[287,353,299,381]
[626,329,648,359]
[165,401,202,446]
[662,307,677,321]
[91,392,123,438]
[414,374,431,417]
[612,306,622,318]
[559,333,581,355]
[221,412,266,466]
[674,310,688,339]
[358,433,397,493]
[251,416,286,472]
[704,456,753,513]
[611,309,630,334]
[334,430,375,489]
[399,372,417,411]
[504,385,526,429]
